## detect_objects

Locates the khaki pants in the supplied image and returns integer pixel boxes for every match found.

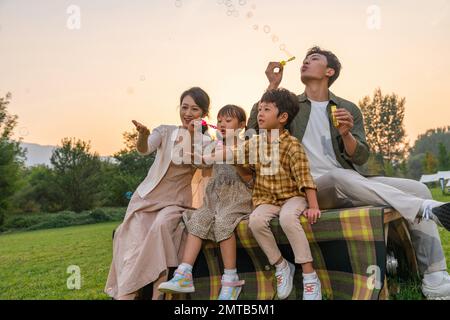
[316,168,447,274]
[249,197,313,265]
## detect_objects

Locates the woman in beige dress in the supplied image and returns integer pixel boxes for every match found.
[105,87,211,300]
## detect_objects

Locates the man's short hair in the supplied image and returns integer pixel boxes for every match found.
[305,46,342,87]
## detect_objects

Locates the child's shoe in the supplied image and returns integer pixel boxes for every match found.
[302,272,322,300]
[158,268,195,293]
[218,275,245,300]
[275,260,295,299]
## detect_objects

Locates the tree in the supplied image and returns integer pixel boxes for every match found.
[50,138,102,212]
[13,165,63,213]
[410,126,450,157]
[437,142,449,171]
[0,93,25,225]
[422,152,438,174]
[359,88,409,166]
[407,153,426,180]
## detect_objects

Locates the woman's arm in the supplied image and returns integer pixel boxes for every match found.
[132,120,163,155]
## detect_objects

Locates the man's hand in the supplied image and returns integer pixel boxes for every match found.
[265,62,284,90]
[334,109,354,137]
[132,120,150,136]
[302,208,321,224]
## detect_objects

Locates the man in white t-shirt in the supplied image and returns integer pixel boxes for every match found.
[247,46,450,299]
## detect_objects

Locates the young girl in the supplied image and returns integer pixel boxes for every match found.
[105,87,211,300]
[158,105,254,300]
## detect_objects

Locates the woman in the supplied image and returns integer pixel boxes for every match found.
[105,87,211,300]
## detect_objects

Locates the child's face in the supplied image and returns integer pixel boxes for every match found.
[216,114,245,140]
[257,101,287,130]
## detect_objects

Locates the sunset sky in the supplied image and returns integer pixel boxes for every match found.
[1,0,449,156]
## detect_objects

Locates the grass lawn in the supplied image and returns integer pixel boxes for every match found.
[0,188,449,300]
[0,222,120,300]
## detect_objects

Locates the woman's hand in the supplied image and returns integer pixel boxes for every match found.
[302,208,321,224]
[132,120,150,136]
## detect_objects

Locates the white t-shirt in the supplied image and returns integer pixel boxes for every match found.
[302,99,343,179]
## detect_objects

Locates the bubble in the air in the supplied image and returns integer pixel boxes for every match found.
[19,127,29,137]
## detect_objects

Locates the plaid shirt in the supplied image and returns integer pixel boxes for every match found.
[234,129,316,207]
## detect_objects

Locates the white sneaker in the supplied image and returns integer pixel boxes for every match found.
[218,275,245,300]
[422,271,450,300]
[275,261,295,300]
[158,268,195,294]
[302,273,322,300]
[421,200,450,231]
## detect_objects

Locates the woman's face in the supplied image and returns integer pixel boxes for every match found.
[217,115,245,140]
[179,95,204,129]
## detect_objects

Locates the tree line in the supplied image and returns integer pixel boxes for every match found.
[360,88,450,179]
[1,90,449,225]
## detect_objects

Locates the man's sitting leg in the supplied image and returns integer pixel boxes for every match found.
[369,176,450,300]
[316,168,450,299]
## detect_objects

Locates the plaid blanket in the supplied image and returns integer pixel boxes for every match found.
[184,206,386,300]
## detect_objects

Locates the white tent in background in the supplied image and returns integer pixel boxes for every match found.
[420,174,439,184]
[419,171,450,184]
[447,180,450,187]
[437,171,450,180]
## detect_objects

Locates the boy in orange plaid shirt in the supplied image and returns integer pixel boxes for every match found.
[241,88,322,300]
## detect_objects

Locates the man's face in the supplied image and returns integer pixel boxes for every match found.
[300,53,334,85]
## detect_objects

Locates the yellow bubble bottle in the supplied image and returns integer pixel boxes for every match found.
[331,105,339,127]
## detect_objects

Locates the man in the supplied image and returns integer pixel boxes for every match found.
[247,46,450,299]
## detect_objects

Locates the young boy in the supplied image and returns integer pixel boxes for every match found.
[239,88,322,300]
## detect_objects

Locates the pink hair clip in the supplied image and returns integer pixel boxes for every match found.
[201,119,217,129]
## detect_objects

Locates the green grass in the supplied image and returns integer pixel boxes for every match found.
[0,187,449,300]
[0,222,120,300]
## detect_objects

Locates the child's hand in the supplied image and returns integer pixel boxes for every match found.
[188,119,202,133]
[302,208,321,224]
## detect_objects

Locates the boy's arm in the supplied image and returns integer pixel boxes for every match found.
[289,143,317,193]
[289,142,321,224]
[304,188,319,209]
[304,188,321,224]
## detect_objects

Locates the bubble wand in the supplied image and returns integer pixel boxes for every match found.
[280,56,296,67]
